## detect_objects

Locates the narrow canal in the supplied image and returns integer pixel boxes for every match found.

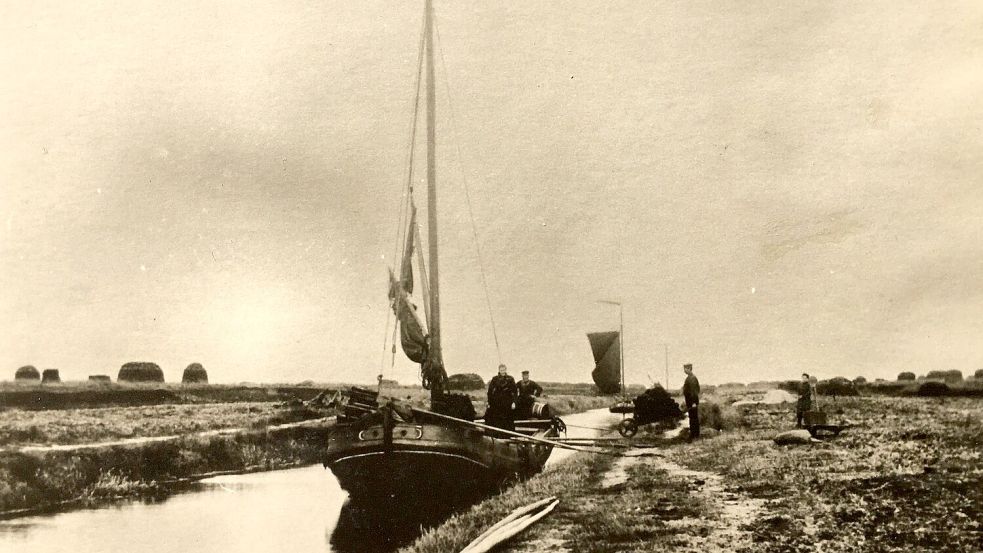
[0,409,619,553]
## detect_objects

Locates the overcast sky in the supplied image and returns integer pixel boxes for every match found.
[2,1,981,387]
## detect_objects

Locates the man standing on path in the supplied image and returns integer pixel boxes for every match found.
[486,364,518,431]
[796,373,812,428]
[682,363,700,440]
[515,370,544,419]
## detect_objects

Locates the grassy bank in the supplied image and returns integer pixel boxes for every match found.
[402,455,601,553]
[400,393,983,552]
[0,419,332,516]
[400,450,714,553]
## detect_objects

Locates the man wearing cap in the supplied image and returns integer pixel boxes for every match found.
[486,364,518,430]
[515,370,543,419]
[682,363,700,439]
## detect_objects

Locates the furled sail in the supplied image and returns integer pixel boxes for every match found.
[400,206,416,295]
[588,331,621,394]
[390,270,427,363]
[389,206,428,363]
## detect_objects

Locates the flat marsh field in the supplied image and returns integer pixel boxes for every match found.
[402,392,982,553]
[0,381,611,447]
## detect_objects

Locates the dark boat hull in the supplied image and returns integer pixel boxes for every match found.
[324,418,556,504]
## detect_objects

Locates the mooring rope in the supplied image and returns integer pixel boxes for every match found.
[562,423,614,432]
[412,407,661,458]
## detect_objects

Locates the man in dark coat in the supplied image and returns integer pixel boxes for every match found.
[486,364,518,430]
[515,370,543,419]
[682,363,700,439]
[796,373,812,428]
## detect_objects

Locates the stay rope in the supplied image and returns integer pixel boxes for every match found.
[433,11,503,365]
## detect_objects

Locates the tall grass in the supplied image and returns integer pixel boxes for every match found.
[0,425,330,514]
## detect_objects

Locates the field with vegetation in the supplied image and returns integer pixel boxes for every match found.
[401,390,983,553]
[0,381,329,410]
[674,394,982,552]
[0,401,331,447]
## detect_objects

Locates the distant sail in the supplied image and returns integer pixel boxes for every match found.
[588,331,621,394]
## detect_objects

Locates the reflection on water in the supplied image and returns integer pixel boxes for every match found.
[0,410,618,553]
[330,494,480,553]
[0,466,344,553]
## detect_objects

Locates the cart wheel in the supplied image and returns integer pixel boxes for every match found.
[618,418,638,438]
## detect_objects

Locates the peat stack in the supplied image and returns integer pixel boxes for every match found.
[118,362,165,383]
[633,384,683,421]
[925,370,963,384]
[182,363,208,384]
[818,377,858,397]
[88,375,112,383]
[15,365,40,382]
[917,381,950,397]
[41,369,61,383]
[447,373,484,390]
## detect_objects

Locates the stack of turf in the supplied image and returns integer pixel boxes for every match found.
[917,381,950,396]
[15,365,40,382]
[41,369,61,383]
[88,375,112,383]
[118,362,165,383]
[633,384,683,421]
[182,363,208,384]
[447,373,485,390]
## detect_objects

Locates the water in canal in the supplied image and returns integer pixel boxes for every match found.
[0,409,619,553]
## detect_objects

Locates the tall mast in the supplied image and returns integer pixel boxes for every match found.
[424,0,442,368]
[619,304,625,396]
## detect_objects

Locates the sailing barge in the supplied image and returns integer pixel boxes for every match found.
[323,0,564,505]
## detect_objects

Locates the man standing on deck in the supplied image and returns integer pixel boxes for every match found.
[515,370,544,419]
[682,363,700,440]
[486,364,518,431]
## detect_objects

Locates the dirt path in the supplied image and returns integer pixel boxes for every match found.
[646,456,764,551]
[511,415,766,553]
[597,443,765,550]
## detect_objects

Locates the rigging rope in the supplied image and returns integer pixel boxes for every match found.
[432,12,503,365]
[382,11,429,376]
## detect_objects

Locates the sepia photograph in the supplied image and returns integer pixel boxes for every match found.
[1,1,981,552]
